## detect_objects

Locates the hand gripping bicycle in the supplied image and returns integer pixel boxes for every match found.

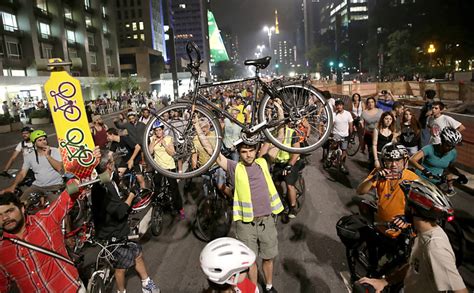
[142,42,334,179]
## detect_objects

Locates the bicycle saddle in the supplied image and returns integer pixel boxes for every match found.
[244,56,271,69]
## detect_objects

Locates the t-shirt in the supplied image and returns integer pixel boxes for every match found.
[192,131,217,167]
[232,104,246,124]
[223,118,242,149]
[428,114,462,144]
[227,159,272,217]
[361,109,383,132]
[109,135,139,165]
[400,124,420,148]
[404,226,465,293]
[370,169,419,222]
[151,136,175,170]
[332,110,353,137]
[15,141,34,156]
[376,99,394,112]
[415,144,457,181]
[22,147,63,187]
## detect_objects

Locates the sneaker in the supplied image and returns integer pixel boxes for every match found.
[446,187,456,197]
[179,208,186,220]
[142,279,160,293]
[264,286,278,293]
[340,165,349,175]
[288,206,297,219]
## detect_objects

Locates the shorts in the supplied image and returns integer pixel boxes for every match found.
[333,134,349,150]
[273,159,305,186]
[235,215,278,260]
[111,241,142,269]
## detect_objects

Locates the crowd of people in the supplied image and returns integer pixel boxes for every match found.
[0,84,470,293]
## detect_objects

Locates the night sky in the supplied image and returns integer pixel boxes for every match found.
[210,0,300,61]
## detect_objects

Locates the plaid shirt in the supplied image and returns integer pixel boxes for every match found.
[0,190,80,293]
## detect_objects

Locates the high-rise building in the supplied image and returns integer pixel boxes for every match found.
[170,0,210,75]
[274,40,296,71]
[115,0,166,89]
[0,0,120,101]
[222,30,240,65]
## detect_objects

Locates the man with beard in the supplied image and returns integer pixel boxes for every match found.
[2,126,34,173]
[194,117,283,293]
[0,181,93,292]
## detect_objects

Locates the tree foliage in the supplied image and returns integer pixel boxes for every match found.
[305,45,333,74]
[384,30,415,76]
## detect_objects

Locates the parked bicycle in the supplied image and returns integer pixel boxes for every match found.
[142,42,334,179]
[194,166,232,242]
[271,164,306,223]
[346,129,360,157]
[322,137,345,171]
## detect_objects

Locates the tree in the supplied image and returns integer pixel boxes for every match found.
[99,77,122,99]
[305,45,333,75]
[384,30,415,77]
[213,61,241,80]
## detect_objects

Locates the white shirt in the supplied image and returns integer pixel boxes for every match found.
[332,110,353,137]
[428,114,461,144]
[15,141,34,156]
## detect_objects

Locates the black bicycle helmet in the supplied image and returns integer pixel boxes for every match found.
[21,126,34,133]
[440,127,462,146]
[381,143,408,161]
[400,180,454,221]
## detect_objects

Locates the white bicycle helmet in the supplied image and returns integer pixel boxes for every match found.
[400,179,454,220]
[440,127,462,146]
[200,237,256,285]
[381,143,408,161]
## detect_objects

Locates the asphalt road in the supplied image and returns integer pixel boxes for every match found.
[1,114,472,292]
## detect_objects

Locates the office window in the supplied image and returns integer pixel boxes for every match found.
[68,48,78,58]
[179,4,186,8]
[39,22,51,38]
[11,70,26,77]
[90,52,97,64]
[66,29,76,42]
[138,9,142,17]
[130,0,134,6]
[3,69,9,76]
[117,11,121,19]
[102,6,107,18]
[139,21,144,30]
[85,15,92,27]
[41,43,53,58]
[124,10,128,19]
[64,6,73,19]
[0,40,3,57]
[132,22,137,31]
[106,55,112,66]
[84,0,91,9]
[88,33,95,45]
[1,12,18,32]
[116,0,120,7]
[131,10,135,18]
[140,34,145,41]
[103,23,108,33]
[6,41,21,58]
[104,38,110,49]
[37,0,48,12]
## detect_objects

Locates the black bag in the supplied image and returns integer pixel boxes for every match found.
[336,214,368,248]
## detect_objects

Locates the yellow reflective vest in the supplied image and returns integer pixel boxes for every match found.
[275,127,295,163]
[233,158,284,222]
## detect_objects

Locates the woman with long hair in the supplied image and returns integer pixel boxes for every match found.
[351,93,366,152]
[372,112,396,169]
[399,108,421,156]
[361,97,383,168]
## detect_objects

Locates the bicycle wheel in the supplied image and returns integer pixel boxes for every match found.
[294,175,306,214]
[88,273,105,293]
[150,206,163,237]
[259,84,333,154]
[142,103,222,179]
[347,132,360,156]
[196,196,232,242]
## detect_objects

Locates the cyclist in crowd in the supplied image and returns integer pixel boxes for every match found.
[0,147,101,293]
[200,237,258,293]
[409,127,468,196]
[114,111,147,147]
[358,180,467,293]
[376,90,395,112]
[419,89,436,147]
[428,101,465,145]
[361,97,383,162]
[399,109,421,156]
[372,112,397,169]
[194,117,283,293]
[106,128,146,189]
[1,130,64,205]
[325,99,353,174]
[91,114,109,149]
[2,126,34,174]
[148,120,184,219]
[90,150,160,293]
[390,101,404,133]
[357,143,419,273]
[351,93,365,153]
[231,96,246,124]
[139,107,152,125]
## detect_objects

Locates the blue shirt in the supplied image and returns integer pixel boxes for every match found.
[376,100,394,112]
[415,144,457,182]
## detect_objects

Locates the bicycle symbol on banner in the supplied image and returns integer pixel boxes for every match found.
[60,128,95,167]
[50,81,81,122]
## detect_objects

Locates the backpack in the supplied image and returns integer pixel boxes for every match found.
[336,214,368,248]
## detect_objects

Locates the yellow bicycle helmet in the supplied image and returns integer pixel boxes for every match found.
[30,130,47,143]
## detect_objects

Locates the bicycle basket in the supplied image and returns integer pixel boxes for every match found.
[336,214,368,247]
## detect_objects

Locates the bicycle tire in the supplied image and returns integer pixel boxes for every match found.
[441,219,464,267]
[347,132,360,156]
[88,273,105,293]
[142,103,223,179]
[196,196,232,242]
[64,104,81,122]
[150,206,163,237]
[294,175,306,214]
[259,84,333,154]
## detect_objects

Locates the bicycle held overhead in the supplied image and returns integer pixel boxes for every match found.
[142,41,334,179]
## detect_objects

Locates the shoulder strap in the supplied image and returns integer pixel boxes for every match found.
[4,236,75,266]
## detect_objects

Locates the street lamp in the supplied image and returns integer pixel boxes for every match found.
[263,26,275,52]
[257,44,265,55]
[428,43,436,76]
